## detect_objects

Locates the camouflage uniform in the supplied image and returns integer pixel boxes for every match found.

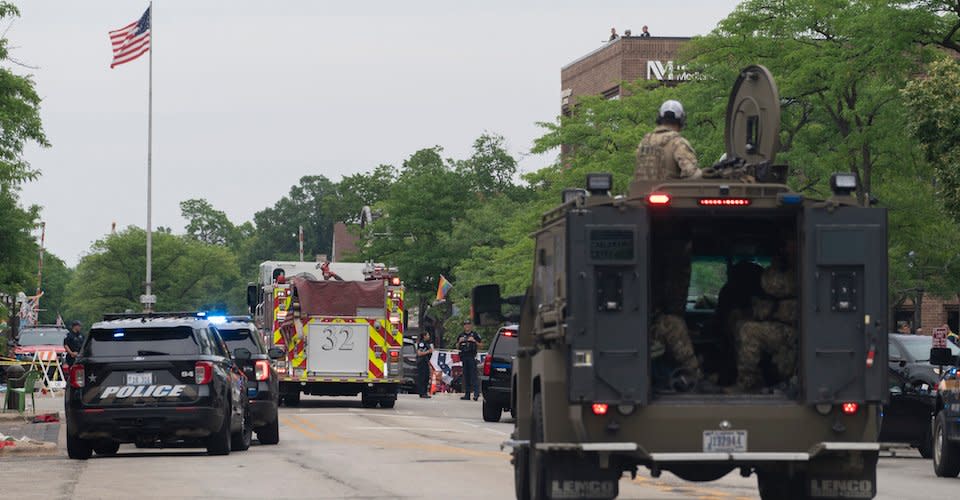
[734,261,799,390]
[651,314,701,379]
[634,126,702,182]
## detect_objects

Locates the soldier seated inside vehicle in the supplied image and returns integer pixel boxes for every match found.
[649,214,799,396]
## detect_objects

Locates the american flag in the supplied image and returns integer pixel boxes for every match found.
[109,7,151,69]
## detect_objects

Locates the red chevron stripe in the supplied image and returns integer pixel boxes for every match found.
[368,361,383,378]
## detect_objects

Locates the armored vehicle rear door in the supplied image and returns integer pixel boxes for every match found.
[802,205,887,403]
[566,204,649,405]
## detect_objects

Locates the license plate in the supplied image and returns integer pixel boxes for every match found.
[703,430,747,453]
[126,372,153,385]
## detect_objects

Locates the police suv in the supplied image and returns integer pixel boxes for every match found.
[213,315,283,445]
[65,312,252,459]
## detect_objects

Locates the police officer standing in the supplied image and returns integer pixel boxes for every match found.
[634,100,701,182]
[457,320,482,401]
[416,330,435,398]
[63,320,85,368]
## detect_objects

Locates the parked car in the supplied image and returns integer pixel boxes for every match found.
[13,325,68,361]
[480,325,518,422]
[889,333,960,387]
[65,312,251,459]
[214,315,283,445]
[879,367,936,458]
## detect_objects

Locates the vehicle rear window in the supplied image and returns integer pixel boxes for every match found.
[218,327,261,353]
[18,328,67,346]
[900,335,960,362]
[494,332,518,356]
[84,327,199,357]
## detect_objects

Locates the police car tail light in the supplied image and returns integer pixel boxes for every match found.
[647,193,671,206]
[483,355,493,377]
[195,361,214,384]
[69,364,85,389]
[255,360,270,381]
[591,403,609,416]
[841,402,859,415]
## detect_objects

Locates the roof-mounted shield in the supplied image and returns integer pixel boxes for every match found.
[724,65,780,166]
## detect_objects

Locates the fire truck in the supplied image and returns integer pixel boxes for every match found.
[247,261,405,408]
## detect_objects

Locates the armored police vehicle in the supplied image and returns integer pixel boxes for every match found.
[473,66,888,499]
[65,312,252,458]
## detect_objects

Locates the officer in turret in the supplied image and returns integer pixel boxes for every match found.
[634,100,702,182]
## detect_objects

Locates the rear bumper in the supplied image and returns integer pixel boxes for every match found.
[503,439,879,463]
[67,406,223,441]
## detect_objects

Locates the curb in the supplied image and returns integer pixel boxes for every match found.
[0,442,59,457]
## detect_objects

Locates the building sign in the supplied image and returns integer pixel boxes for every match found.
[647,60,694,82]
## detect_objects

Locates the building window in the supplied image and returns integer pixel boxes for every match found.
[602,85,620,100]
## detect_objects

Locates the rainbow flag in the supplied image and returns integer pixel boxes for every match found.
[436,275,453,301]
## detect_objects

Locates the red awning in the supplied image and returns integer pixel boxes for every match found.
[291,276,385,316]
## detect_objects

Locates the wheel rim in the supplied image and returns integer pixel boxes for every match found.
[935,423,943,466]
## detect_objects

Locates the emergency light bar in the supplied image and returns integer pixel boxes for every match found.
[698,198,752,206]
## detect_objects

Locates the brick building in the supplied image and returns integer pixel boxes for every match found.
[895,296,960,333]
[561,36,691,112]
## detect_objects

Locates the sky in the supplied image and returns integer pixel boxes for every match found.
[12,0,741,266]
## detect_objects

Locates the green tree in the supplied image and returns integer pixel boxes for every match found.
[0,2,49,298]
[903,57,960,221]
[64,227,243,327]
[243,175,338,271]
[680,0,934,205]
[37,253,72,324]
[180,198,240,247]
[323,164,397,224]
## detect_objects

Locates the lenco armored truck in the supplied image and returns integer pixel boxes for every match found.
[248,260,405,408]
[474,66,888,500]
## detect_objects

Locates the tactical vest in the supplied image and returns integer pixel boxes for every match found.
[635,130,682,182]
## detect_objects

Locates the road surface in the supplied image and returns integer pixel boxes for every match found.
[0,393,956,499]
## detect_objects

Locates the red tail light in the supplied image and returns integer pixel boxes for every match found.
[195,361,214,384]
[591,403,609,416]
[70,364,85,388]
[698,198,751,206]
[647,193,671,205]
[254,360,270,381]
[388,349,400,363]
[841,402,859,415]
[483,355,493,377]
[502,330,516,337]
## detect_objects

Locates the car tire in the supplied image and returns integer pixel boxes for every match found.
[379,398,396,409]
[933,411,960,477]
[256,415,280,445]
[93,441,120,456]
[514,444,531,500]
[482,399,502,422]
[283,392,301,407]
[206,404,232,456]
[756,467,806,500]
[530,392,549,500]
[67,429,93,460]
[231,407,252,452]
[919,422,934,459]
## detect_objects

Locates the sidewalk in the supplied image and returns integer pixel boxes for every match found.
[0,390,64,457]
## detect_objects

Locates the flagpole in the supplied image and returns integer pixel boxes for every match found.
[143,1,154,313]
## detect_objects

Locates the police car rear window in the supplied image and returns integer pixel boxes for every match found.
[85,327,200,357]
[494,333,518,356]
[218,328,261,352]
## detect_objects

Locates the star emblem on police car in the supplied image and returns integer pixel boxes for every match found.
[88,373,97,383]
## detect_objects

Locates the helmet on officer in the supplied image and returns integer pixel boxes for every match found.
[656,100,686,128]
